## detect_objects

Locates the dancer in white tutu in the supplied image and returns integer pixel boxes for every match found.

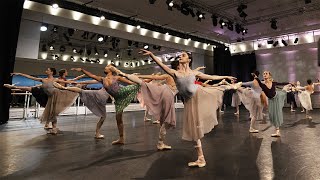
[231,79,241,115]
[297,79,320,119]
[238,71,264,133]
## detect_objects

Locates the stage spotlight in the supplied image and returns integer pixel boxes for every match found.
[40,23,48,31]
[52,26,58,32]
[270,18,277,30]
[149,0,156,4]
[128,40,133,47]
[87,49,92,56]
[294,37,299,44]
[235,24,241,34]
[90,33,97,40]
[52,3,59,9]
[267,39,274,44]
[196,11,205,21]
[59,45,66,52]
[97,35,104,42]
[281,39,288,46]
[78,49,83,55]
[94,47,99,55]
[219,19,225,29]
[211,15,218,26]
[166,0,174,10]
[227,21,234,31]
[273,40,279,47]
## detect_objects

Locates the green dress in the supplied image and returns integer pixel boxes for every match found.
[103,77,140,113]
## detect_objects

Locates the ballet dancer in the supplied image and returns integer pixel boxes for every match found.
[9,68,78,134]
[140,49,235,168]
[252,71,291,137]
[111,61,179,150]
[71,64,140,145]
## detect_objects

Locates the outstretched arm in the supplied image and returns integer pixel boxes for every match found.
[77,80,100,84]
[70,74,86,81]
[117,76,135,85]
[137,74,168,81]
[140,49,176,76]
[71,68,103,82]
[195,71,235,81]
[11,73,42,82]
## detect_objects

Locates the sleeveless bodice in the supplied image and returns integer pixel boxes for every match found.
[103,77,120,97]
[42,81,55,96]
[175,74,198,99]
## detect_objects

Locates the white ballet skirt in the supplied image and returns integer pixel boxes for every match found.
[298,90,313,111]
[237,88,263,120]
[231,92,241,107]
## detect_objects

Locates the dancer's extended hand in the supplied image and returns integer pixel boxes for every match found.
[139,49,153,56]
[71,68,82,72]
[11,72,21,76]
[251,73,258,79]
[226,76,237,81]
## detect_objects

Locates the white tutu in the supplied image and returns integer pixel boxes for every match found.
[298,91,312,110]
[237,88,263,120]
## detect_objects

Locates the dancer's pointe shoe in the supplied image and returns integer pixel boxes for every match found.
[47,128,59,135]
[188,156,206,168]
[4,84,16,89]
[153,120,160,124]
[94,134,105,139]
[290,109,296,112]
[301,110,305,113]
[144,117,151,122]
[44,126,52,130]
[249,128,259,133]
[112,138,124,145]
[271,132,281,137]
[306,115,312,119]
[220,110,224,114]
[234,112,239,115]
[157,143,172,150]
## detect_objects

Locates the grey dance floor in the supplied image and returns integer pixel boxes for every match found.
[1,107,320,180]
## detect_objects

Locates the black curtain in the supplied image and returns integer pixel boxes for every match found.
[214,47,257,82]
[0,0,24,124]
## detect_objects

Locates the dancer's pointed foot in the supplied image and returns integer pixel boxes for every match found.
[144,117,151,122]
[188,156,206,168]
[249,128,259,133]
[234,112,239,115]
[4,84,16,89]
[306,115,312,119]
[157,142,172,150]
[112,138,124,145]
[153,120,160,124]
[47,128,59,135]
[95,134,105,139]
